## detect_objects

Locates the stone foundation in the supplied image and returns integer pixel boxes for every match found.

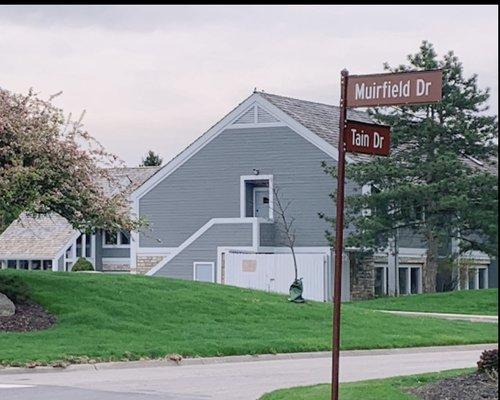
[102,263,130,272]
[349,252,375,301]
[135,255,165,275]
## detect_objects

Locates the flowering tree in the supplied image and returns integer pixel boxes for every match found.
[0,88,143,233]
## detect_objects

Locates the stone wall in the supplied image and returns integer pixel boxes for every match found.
[135,255,165,275]
[102,263,130,272]
[349,252,375,301]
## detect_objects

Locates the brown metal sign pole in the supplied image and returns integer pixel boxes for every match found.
[331,69,348,400]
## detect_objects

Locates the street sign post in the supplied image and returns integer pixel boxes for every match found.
[330,69,442,400]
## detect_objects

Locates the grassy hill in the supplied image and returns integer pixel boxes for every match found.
[352,289,498,316]
[0,270,497,366]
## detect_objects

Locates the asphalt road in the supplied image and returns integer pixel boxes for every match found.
[0,344,496,400]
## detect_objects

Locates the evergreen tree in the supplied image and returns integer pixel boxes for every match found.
[322,41,498,293]
[140,150,163,167]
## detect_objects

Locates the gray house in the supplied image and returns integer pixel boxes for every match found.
[0,91,496,300]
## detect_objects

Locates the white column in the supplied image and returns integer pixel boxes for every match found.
[387,241,397,296]
[0,260,5,269]
[28,260,33,271]
[485,268,489,289]
[406,267,411,295]
[81,234,86,258]
[16,260,20,270]
[418,267,423,293]
[474,268,479,290]
[52,258,58,272]
[383,267,388,295]
[91,233,96,267]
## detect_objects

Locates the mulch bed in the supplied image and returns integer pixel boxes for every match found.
[0,302,56,332]
[409,372,498,400]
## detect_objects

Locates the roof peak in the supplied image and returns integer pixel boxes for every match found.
[255,91,341,109]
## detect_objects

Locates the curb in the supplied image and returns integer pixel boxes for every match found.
[0,343,497,375]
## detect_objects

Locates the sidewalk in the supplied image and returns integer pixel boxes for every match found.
[375,310,498,323]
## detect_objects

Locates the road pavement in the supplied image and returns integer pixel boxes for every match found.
[0,344,496,400]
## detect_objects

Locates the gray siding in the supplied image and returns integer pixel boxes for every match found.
[140,126,351,248]
[94,230,130,271]
[155,223,252,280]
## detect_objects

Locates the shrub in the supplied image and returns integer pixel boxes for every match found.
[71,258,94,272]
[0,274,32,303]
[477,349,498,373]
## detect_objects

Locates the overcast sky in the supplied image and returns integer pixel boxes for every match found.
[1,5,497,166]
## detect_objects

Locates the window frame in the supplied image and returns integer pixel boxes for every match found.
[240,174,274,220]
[193,262,215,282]
[102,229,131,249]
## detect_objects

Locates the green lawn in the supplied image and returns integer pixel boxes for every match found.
[353,289,498,316]
[260,369,473,400]
[0,270,497,366]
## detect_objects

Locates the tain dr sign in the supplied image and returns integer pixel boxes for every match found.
[346,69,443,107]
[345,120,390,156]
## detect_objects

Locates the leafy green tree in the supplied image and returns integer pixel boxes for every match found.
[0,88,143,233]
[140,150,163,167]
[322,41,498,293]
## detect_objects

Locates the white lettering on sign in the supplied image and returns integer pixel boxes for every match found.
[354,78,433,102]
[373,131,384,148]
[350,129,385,149]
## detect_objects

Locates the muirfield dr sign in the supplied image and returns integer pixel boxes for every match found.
[346,70,443,107]
[330,68,442,400]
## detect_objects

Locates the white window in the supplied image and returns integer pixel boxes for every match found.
[240,175,274,220]
[398,265,422,295]
[466,266,488,290]
[102,230,131,248]
[193,262,215,282]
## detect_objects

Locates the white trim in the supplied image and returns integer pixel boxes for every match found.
[193,262,215,282]
[131,93,346,203]
[240,174,274,220]
[131,94,259,201]
[145,217,264,276]
[230,122,286,129]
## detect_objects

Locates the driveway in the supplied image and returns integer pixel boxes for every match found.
[0,344,496,400]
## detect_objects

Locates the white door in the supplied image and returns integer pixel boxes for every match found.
[253,188,270,218]
[224,252,327,301]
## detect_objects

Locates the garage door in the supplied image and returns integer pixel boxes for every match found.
[224,252,327,301]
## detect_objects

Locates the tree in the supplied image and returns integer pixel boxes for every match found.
[0,88,143,233]
[273,187,299,282]
[140,150,162,167]
[322,41,498,293]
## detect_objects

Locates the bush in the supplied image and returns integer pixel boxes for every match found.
[71,258,94,272]
[478,349,498,373]
[0,274,32,303]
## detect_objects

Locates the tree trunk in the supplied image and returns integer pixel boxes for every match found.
[290,246,298,281]
[423,233,439,293]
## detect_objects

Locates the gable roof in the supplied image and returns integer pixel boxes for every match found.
[0,213,78,260]
[132,91,374,200]
[100,166,162,197]
[257,92,373,159]
[0,166,161,260]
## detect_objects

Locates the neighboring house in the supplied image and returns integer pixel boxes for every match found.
[0,91,496,300]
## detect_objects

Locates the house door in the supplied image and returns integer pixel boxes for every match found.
[253,188,270,218]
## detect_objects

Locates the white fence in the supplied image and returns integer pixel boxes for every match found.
[224,252,327,301]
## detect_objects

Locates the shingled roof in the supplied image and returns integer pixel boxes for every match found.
[0,213,77,260]
[0,166,161,260]
[257,92,375,162]
[100,166,162,197]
